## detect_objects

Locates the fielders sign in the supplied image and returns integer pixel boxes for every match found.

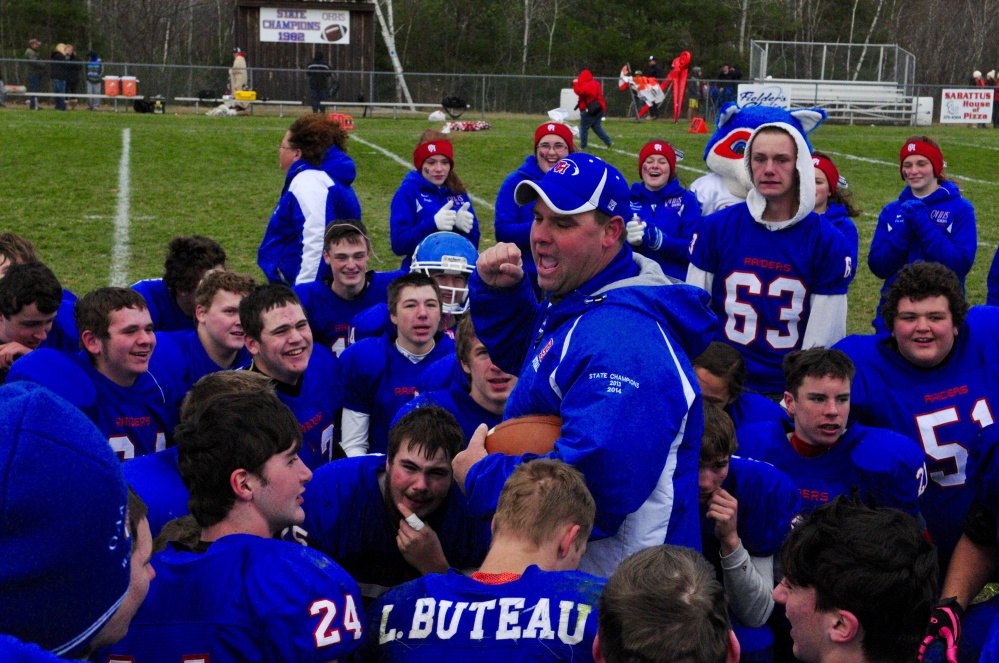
[259,8,350,44]
[939,89,994,123]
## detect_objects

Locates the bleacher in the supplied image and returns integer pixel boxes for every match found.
[768,79,917,124]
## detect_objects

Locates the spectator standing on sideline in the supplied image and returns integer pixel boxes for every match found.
[687,66,703,121]
[229,46,249,112]
[50,43,67,111]
[85,50,103,110]
[64,44,80,108]
[574,70,613,150]
[25,39,43,110]
[645,56,663,119]
[306,51,333,113]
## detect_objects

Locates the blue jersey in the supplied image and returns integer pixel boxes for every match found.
[820,203,859,275]
[700,456,800,654]
[294,271,400,356]
[0,635,68,663]
[467,248,716,577]
[6,349,183,459]
[688,203,853,392]
[151,329,252,391]
[834,307,999,566]
[39,289,79,353]
[270,344,345,470]
[131,278,194,332]
[122,447,188,538]
[392,384,502,444]
[989,246,999,306]
[340,333,455,455]
[390,170,480,270]
[363,565,604,662]
[416,353,467,392]
[628,179,702,280]
[95,534,364,663]
[869,182,977,333]
[299,454,491,600]
[735,420,926,518]
[727,391,789,429]
[494,155,544,291]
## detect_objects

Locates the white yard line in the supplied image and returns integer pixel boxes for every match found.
[352,134,494,210]
[109,128,131,287]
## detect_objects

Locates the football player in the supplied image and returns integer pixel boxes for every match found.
[97,390,365,663]
[687,120,853,396]
[363,459,602,661]
[693,340,789,428]
[240,284,345,469]
[131,235,226,332]
[297,406,490,604]
[0,261,62,379]
[339,272,455,456]
[833,261,999,572]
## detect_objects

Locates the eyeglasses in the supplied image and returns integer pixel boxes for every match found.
[279,143,296,151]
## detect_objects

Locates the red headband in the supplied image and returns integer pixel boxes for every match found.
[413,140,454,171]
[534,122,575,153]
[638,141,677,179]
[812,155,840,195]
[899,140,943,181]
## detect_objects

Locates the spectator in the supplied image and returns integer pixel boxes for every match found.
[687,119,853,396]
[240,284,346,469]
[646,56,663,119]
[363,459,602,661]
[687,65,703,121]
[0,382,151,660]
[693,341,789,429]
[456,153,716,577]
[390,130,480,270]
[50,43,67,111]
[595,545,741,663]
[298,406,491,603]
[573,69,613,149]
[339,272,455,456]
[0,262,62,380]
[85,49,103,110]
[25,38,43,110]
[626,140,701,280]
[774,497,937,663]
[833,261,999,574]
[6,287,186,459]
[868,137,976,333]
[306,50,333,113]
[258,114,362,285]
[735,348,926,519]
[229,46,248,112]
[698,404,800,663]
[64,44,80,108]
[494,121,575,299]
[98,390,365,663]
[812,151,860,272]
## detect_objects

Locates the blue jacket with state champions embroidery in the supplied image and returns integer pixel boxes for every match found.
[390,170,480,270]
[628,179,702,280]
[466,246,716,577]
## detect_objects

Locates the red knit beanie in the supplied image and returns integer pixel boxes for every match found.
[414,140,454,171]
[638,141,677,179]
[534,122,575,152]
[812,155,840,195]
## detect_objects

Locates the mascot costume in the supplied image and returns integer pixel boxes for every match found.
[690,102,827,215]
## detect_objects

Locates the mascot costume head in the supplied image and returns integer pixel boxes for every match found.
[692,102,827,216]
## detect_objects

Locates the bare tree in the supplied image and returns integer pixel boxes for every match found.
[372,0,415,109]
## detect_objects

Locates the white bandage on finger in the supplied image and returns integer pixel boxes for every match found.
[405,513,425,531]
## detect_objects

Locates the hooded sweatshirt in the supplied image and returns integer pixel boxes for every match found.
[390,169,480,270]
[257,144,361,285]
[687,122,853,392]
[467,245,717,578]
[869,180,976,332]
[495,155,545,285]
[629,178,702,280]
[573,70,605,113]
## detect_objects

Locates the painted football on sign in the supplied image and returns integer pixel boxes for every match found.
[323,24,347,41]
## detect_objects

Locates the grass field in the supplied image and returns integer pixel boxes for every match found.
[2,105,998,335]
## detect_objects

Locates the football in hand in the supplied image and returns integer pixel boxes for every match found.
[485,415,563,455]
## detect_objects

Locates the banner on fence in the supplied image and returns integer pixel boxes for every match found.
[939,89,993,123]
[737,84,791,109]
[259,8,350,44]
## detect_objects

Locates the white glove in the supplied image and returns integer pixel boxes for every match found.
[434,200,456,231]
[454,201,474,233]
[626,217,647,247]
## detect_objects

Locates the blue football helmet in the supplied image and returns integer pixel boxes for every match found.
[410,232,478,314]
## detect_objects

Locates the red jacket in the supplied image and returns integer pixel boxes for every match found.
[573,70,606,113]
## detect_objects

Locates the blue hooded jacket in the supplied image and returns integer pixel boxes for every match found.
[869,181,976,331]
[628,178,702,280]
[390,170,479,270]
[467,245,717,577]
[495,155,544,285]
[257,144,362,285]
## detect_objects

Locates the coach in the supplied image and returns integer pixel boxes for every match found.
[453,153,717,578]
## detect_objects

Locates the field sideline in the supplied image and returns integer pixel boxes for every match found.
[2,108,998,335]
